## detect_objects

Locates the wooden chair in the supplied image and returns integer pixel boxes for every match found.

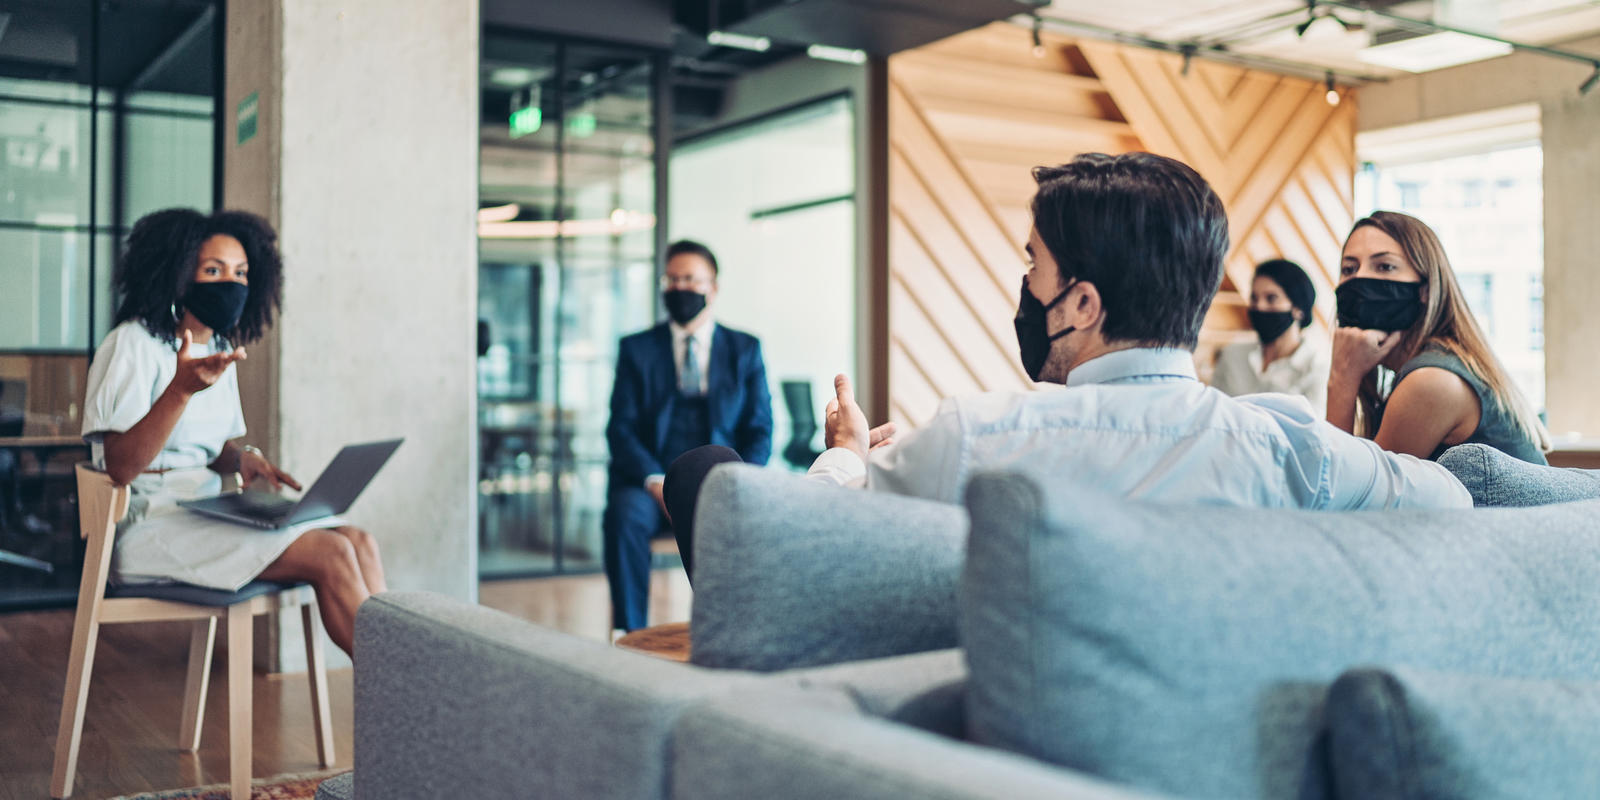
[51,464,335,800]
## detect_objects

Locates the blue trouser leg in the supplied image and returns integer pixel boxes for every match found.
[603,485,661,631]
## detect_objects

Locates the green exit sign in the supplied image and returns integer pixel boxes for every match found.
[510,106,541,138]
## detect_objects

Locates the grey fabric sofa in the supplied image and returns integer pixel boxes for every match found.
[338,592,1156,800]
[330,453,1600,799]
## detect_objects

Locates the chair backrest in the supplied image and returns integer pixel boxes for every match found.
[0,378,24,436]
[75,463,130,598]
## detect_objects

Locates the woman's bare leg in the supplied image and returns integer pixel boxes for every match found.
[257,530,369,655]
[331,526,386,594]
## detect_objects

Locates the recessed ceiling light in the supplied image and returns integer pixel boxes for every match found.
[488,67,540,88]
[1357,31,1512,73]
[708,30,771,52]
[807,44,867,64]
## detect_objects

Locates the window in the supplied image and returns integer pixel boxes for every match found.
[1458,274,1494,335]
[1529,276,1544,352]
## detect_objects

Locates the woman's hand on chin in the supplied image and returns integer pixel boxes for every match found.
[1330,327,1402,385]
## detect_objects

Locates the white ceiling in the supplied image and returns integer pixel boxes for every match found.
[1038,0,1600,79]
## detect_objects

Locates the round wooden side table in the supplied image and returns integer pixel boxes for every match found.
[614,621,691,663]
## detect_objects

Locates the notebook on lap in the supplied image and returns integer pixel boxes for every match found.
[179,439,402,530]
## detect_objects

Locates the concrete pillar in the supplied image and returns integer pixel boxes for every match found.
[224,0,479,668]
[1541,92,1600,437]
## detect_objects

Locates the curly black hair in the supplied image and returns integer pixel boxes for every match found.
[113,208,283,346]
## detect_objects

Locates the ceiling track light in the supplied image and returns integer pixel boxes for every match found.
[1180,44,1197,76]
[1312,0,1600,94]
[1031,14,1045,58]
[1324,71,1340,105]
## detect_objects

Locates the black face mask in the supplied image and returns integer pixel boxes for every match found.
[183,281,249,334]
[1014,276,1075,383]
[662,290,707,325]
[1336,278,1423,332]
[1248,309,1297,344]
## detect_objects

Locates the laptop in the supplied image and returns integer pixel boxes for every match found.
[179,439,403,530]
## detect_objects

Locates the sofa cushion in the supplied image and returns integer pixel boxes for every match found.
[691,464,967,671]
[779,648,969,738]
[1326,666,1600,800]
[960,472,1600,800]
[1438,443,1600,506]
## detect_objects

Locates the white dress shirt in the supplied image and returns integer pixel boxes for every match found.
[1211,330,1330,416]
[669,318,715,396]
[809,347,1469,510]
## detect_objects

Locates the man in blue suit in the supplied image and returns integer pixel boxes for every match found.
[604,240,772,632]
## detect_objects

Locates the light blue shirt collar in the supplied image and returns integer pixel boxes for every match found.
[1065,347,1197,387]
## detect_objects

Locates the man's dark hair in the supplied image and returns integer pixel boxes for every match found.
[114,208,284,346]
[1253,258,1316,329]
[665,239,719,276]
[1030,152,1228,349]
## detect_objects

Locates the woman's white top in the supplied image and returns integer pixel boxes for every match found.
[81,321,340,591]
[1211,330,1331,417]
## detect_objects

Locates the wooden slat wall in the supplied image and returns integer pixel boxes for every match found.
[885,23,1355,426]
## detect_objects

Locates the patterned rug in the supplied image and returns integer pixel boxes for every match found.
[108,769,348,800]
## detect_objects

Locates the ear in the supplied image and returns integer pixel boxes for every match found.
[1057,280,1104,332]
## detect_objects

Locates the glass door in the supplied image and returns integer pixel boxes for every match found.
[478,33,660,578]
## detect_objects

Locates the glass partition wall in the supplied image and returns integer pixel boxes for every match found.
[0,0,221,608]
[478,32,662,577]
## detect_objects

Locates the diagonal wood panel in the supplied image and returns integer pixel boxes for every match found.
[887,23,1355,424]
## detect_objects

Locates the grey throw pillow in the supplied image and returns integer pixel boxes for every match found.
[960,472,1600,800]
[691,465,968,671]
[1438,443,1600,506]
[1327,666,1600,799]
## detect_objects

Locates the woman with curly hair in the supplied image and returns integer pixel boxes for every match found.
[1327,210,1549,465]
[81,208,383,654]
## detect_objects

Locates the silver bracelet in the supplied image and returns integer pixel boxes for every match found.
[242,444,263,458]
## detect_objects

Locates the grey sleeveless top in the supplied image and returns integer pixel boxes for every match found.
[1388,347,1546,465]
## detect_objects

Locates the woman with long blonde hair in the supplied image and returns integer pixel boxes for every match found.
[1327,211,1548,464]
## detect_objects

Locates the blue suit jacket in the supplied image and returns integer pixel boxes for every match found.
[606,322,772,487]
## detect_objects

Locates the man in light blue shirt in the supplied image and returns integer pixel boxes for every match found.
[809,152,1469,510]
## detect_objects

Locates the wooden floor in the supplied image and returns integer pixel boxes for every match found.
[0,569,691,799]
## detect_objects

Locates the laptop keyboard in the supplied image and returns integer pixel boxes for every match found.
[230,492,296,515]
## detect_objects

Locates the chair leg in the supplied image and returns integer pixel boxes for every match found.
[178,617,217,751]
[226,603,252,800]
[49,598,104,798]
[301,601,335,766]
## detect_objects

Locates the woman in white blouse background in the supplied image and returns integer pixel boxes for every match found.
[82,208,383,655]
[1211,259,1330,415]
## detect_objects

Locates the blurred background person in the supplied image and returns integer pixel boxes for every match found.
[1211,259,1329,414]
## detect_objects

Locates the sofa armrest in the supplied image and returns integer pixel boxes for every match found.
[352,592,758,800]
[690,465,968,671]
[670,684,1169,800]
